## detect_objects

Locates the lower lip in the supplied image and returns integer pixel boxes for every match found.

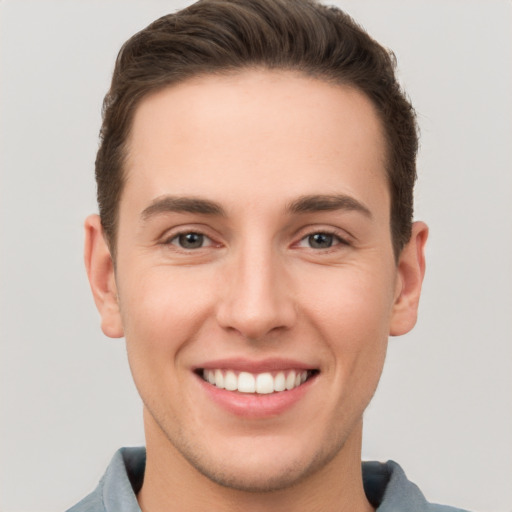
[195,373,317,419]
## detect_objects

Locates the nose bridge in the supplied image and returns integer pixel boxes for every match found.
[216,235,295,340]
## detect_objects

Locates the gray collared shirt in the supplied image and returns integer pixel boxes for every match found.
[67,447,469,512]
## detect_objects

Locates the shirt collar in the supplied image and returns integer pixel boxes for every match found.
[99,447,430,512]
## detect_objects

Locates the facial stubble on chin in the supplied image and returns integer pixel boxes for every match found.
[147,405,357,494]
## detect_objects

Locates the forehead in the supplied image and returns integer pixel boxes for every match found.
[123,70,389,216]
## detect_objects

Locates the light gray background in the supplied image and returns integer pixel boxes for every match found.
[1,1,511,511]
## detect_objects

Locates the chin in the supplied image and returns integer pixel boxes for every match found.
[201,472,305,493]
[187,452,326,493]
[172,429,347,493]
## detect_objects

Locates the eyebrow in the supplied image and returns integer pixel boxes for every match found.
[286,194,372,218]
[140,193,372,221]
[141,195,226,220]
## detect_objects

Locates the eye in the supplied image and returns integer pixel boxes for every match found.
[168,232,213,250]
[297,232,347,249]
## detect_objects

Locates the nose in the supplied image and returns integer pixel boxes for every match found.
[216,242,297,341]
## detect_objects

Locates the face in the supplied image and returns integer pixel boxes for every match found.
[86,70,426,492]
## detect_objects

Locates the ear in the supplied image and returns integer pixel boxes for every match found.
[389,221,429,336]
[84,214,124,338]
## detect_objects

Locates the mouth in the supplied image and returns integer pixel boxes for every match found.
[196,368,320,395]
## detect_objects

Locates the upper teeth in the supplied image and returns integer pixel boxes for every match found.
[202,369,309,394]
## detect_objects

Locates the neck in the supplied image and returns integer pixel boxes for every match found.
[138,411,373,512]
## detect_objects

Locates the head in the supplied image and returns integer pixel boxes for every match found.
[85,0,428,502]
[96,0,418,261]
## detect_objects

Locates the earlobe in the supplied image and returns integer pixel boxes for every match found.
[389,221,429,336]
[84,214,124,338]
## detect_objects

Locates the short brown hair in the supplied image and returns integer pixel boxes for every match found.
[96,0,418,259]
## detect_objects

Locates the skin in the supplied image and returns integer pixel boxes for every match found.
[85,70,428,512]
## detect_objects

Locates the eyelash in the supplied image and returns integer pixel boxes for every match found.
[163,228,350,251]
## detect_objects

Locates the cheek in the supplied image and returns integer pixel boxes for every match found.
[299,263,395,393]
[119,266,218,357]
[303,264,396,342]
[118,268,220,414]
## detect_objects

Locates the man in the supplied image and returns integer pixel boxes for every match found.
[69,0,466,510]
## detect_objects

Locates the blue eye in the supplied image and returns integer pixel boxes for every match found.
[171,232,208,249]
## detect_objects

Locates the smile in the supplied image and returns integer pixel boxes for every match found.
[200,369,318,394]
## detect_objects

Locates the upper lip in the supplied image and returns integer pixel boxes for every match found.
[194,357,318,373]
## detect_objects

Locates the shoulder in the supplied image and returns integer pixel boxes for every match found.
[66,488,105,512]
[66,447,146,512]
[363,460,470,512]
[427,505,469,512]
